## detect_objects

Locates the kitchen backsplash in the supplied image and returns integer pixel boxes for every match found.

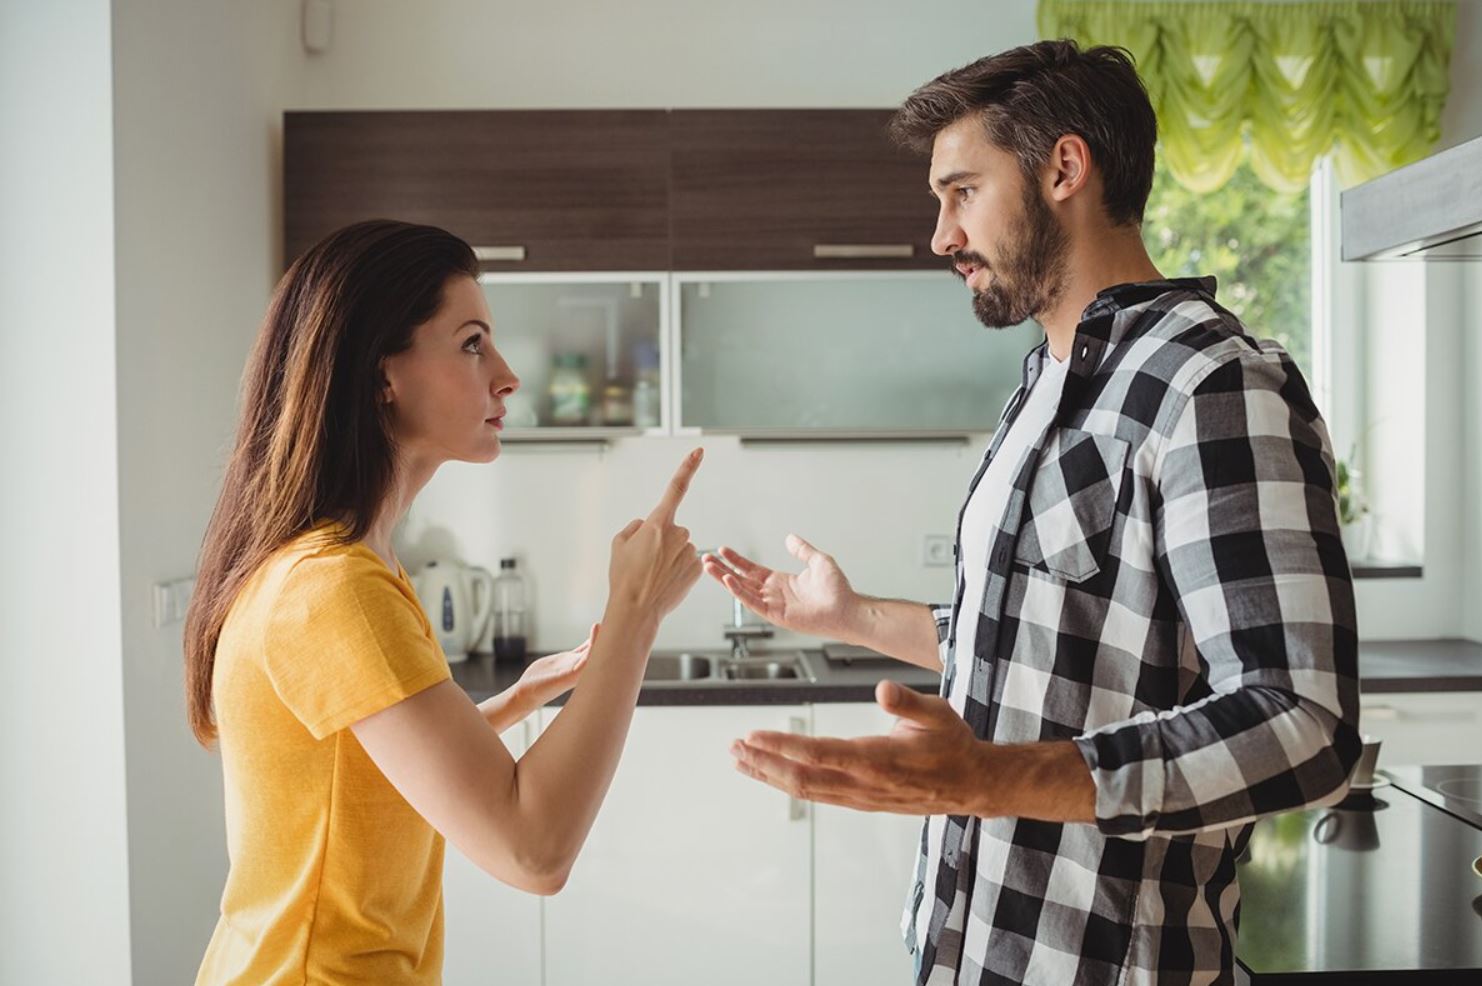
[395,434,980,654]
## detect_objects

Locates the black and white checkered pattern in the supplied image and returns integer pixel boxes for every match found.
[904,277,1361,986]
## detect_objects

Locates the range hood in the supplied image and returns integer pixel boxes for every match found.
[1341,134,1482,261]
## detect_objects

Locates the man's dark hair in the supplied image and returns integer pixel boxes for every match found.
[890,39,1157,227]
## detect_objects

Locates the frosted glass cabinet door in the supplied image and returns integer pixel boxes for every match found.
[541,705,813,986]
[480,275,665,436]
[677,274,1041,434]
[442,721,542,986]
[812,703,924,986]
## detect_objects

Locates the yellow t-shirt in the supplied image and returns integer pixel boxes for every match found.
[197,525,452,986]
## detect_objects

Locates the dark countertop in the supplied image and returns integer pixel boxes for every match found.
[1359,638,1482,693]
[451,638,1482,708]
[1236,782,1482,984]
[450,648,942,706]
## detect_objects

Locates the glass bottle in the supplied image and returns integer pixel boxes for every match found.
[548,353,590,426]
[492,557,528,663]
[632,341,661,429]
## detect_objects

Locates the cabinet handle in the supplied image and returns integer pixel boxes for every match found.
[473,245,527,262]
[788,715,808,822]
[812,243,914,260]
[1363,705,1400,721]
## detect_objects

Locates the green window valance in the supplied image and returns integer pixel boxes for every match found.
[1037,0,1456,193]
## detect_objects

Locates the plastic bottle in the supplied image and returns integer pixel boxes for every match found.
[492,557,528,662]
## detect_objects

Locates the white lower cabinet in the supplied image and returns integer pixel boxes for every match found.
[541,704,813,986]
[439,702,932,986]
[1358,691,1482,766]
[812,703,923,986]
[442,722,543,986]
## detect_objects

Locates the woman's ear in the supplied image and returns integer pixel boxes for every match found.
[378,363,395,405]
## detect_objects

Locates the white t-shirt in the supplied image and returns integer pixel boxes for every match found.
[947,347,1070,714]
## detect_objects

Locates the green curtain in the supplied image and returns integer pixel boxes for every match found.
[1037,0,1456,193]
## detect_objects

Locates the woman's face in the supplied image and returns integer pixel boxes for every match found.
[382,274,520,466]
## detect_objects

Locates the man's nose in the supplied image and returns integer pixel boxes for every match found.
[930,207,964,257]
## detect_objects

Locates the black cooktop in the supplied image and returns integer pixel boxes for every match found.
[1236,775,1482,984]
[1388,763,1482,831]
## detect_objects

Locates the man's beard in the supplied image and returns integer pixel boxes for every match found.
[957,184,1069,329]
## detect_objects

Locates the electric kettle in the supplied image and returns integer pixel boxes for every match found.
[410,560,494,663]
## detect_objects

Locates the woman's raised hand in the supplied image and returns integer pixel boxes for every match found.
[607,448,705,619]
[701,534,861,640]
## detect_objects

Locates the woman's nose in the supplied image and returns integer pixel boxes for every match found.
[492,354,519,397]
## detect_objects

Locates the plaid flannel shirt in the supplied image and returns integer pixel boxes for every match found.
[903,277,1361,986]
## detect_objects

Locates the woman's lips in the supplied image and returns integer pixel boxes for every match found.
[486,415,505,431]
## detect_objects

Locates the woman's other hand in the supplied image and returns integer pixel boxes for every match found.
[514,622,596,709]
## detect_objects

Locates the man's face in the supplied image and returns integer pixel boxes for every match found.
[928,117,1069,329]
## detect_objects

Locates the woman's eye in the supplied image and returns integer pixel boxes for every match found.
[463,335,483,355]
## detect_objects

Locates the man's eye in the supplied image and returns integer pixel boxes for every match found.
[956,187,974,201]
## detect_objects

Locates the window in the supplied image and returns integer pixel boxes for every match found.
[1142,152,1314,375]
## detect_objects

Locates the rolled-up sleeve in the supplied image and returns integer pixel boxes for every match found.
[930,603,953,667]
[1073,352,1362,840]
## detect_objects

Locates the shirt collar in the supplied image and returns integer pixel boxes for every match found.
[1077,276,1218,344]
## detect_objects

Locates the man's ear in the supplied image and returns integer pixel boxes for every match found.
[1046,134,1092,203]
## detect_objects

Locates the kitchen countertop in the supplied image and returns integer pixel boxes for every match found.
[1235,782,1482,984]
[451,638,1482,708]
[1359,638,1482,693]
[450,648,941,706]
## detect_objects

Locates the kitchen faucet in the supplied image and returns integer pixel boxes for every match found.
[700,545,774,660]
[723,595,774,660]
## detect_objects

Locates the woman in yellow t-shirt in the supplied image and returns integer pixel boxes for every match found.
[185,219,705,985]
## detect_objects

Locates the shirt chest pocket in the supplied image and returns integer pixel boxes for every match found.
[1012,429,1131,582]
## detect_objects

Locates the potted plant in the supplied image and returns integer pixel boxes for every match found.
[1335,454,1372,561]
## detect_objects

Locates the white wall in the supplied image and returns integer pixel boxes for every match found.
[0,1,134,983]
[296,0,1038,109]
[110,1,302,982]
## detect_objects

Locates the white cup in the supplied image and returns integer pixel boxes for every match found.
[1350,733,1383,787]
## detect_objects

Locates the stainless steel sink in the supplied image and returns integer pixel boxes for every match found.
[643,652,718,683]
[643,649,815,686]
[722,658,804,680]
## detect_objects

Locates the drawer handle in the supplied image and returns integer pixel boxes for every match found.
[473,245,527,262]
[812,243,914,260]
[788,715,808,822]
[1363,706,1400,721]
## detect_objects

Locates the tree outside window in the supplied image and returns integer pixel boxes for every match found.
[1142,151,1312,374]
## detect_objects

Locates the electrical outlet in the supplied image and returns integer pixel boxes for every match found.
[922,535,954,567]
[151,576,196,628]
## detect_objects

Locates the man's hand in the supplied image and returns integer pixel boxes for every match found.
[730,680,990,815]
[730,680,1099,823]
[702,534,862,640]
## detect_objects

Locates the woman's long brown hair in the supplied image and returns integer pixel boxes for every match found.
[184,220,478,746]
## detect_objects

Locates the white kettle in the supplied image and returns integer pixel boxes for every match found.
[411,560,494,663]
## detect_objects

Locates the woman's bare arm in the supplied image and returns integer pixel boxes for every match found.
[351,450,703,894]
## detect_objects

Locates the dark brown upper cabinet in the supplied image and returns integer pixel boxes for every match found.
[669,110,940,271]
[283,110,672,272]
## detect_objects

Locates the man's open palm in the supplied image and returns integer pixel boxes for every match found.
[702,534,858,640]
